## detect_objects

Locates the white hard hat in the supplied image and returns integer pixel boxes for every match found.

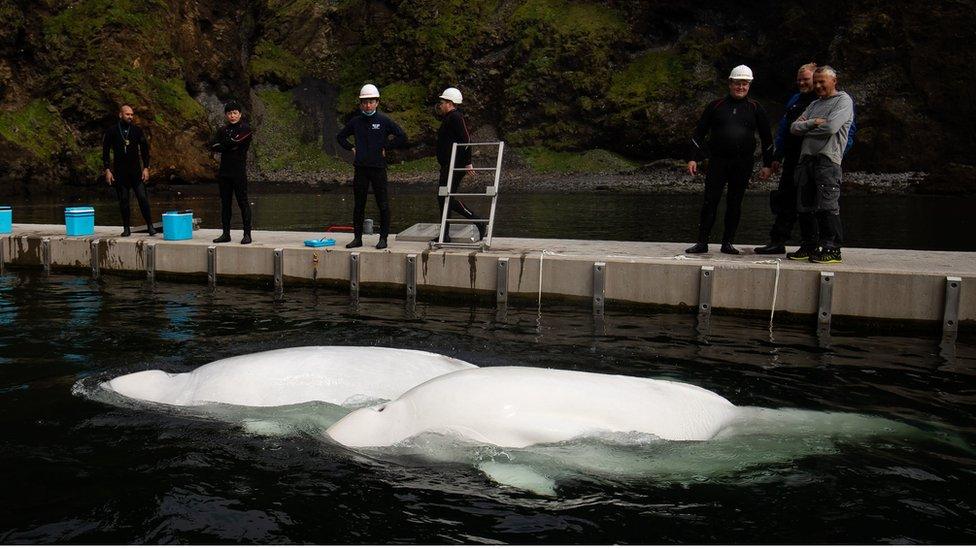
[439,87,463,104]
[728,65,754,81]
[359,84,380,99]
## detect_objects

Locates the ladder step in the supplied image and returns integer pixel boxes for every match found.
[444,192,495,197]
[445,218,490,223]
[452,167,498,171]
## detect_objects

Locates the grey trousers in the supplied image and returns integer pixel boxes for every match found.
[795,155,843,248]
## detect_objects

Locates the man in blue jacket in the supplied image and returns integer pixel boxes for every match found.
[336,84,407,249]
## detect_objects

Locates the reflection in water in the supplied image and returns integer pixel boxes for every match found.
[6,190,976,251]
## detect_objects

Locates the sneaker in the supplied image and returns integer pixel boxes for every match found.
[786,246,814,261]
[810,247,842,264]
[241,234,252,245]
[685,242,708,254]
[345,238,363,249]
[147,227,157,237]
[720,242,740,255]
[375,237,388,250]
[212,233,231,243]
[476,222,487,240]
[120,229,131,237]
[754,243,785,254]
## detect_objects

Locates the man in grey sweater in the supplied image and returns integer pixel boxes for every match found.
[787,65,854,264]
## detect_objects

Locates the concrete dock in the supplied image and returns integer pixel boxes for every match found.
[1,224,973,331]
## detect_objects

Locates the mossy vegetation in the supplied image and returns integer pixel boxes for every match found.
[608,50,686,106]
[518,146,636,174]
[252,89,344,173]
[388,156,440,175]
[249,40,305,87]
[0,100,76,159]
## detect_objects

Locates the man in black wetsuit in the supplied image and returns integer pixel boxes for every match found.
[336,84,407,250]
[754,63,818,254]
[210,100,254,244]
[686,65,773,254]
[102,105,154,237]
[435,87,484,243]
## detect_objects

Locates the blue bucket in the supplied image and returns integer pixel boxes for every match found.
[0,206,10,234]
[65,206,95,237]
[162,210,193,241]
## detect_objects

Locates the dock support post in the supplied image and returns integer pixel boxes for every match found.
[350,252,360,299]
[593,262,606,316]
[207,245,216,288]
[405,254,417,305]
[698,266,714,321]
[817,272,834,334]
[0,236,6,276]
[89,240,99,279]
[273,248,283,293]
[42,237,51,274]
[146,242,156,284]
[496,258,509,305]
[943,276,962,336]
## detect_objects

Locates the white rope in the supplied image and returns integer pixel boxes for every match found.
[537,249,550,316]
[768,259,781,331]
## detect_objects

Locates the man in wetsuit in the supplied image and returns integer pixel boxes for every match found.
[788,66,855,264]
[102,105,154,237]
[686,65,773,254]
[754,63,819,255]
[210,100,254,244]
[435,87,484,243]
[336,84,407,250]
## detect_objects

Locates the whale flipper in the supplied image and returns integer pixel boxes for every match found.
[477,462,556,497]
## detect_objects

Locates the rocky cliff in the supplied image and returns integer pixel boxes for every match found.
[1,0,973,196]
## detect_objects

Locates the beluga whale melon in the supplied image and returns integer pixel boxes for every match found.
[101,346,478,407]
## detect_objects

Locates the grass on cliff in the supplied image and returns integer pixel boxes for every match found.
[252,89,344,174]
[518,147,636,175]
[0,100,76,159]
[249,40,305,87]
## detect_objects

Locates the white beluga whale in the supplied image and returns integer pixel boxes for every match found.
[326,366,739,448]
[325,366,948,496]
[100,346,477,408]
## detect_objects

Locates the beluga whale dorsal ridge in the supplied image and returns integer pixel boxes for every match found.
[101,346,478,407]
[325,366,739,448]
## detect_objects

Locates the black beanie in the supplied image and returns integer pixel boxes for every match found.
[224,100,243,114]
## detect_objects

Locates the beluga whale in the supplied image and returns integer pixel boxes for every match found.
[324,366,943,496]
[326,366,739,448]
[100,346,478,408]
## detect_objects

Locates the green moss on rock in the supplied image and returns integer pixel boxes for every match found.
[519,146,636,174]
[0,100,76,159]
[253,88,344,173]
[249,40,305,87]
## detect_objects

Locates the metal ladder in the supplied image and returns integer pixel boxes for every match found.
[432,141,504,250]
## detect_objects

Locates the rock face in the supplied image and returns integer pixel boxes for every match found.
[0,0,972,196]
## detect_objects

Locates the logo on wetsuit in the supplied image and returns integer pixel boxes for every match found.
[371,123,381,130]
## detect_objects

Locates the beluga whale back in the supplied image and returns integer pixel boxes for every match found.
[101,346,478,407]
[326,366,739,448]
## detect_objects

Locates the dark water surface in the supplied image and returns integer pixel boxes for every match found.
[1,272,975,543]
[6,188,976,251]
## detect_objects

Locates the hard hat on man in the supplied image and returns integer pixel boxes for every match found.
[359,84,380,99]
[439,87,463,105]
[728,65,754,81]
